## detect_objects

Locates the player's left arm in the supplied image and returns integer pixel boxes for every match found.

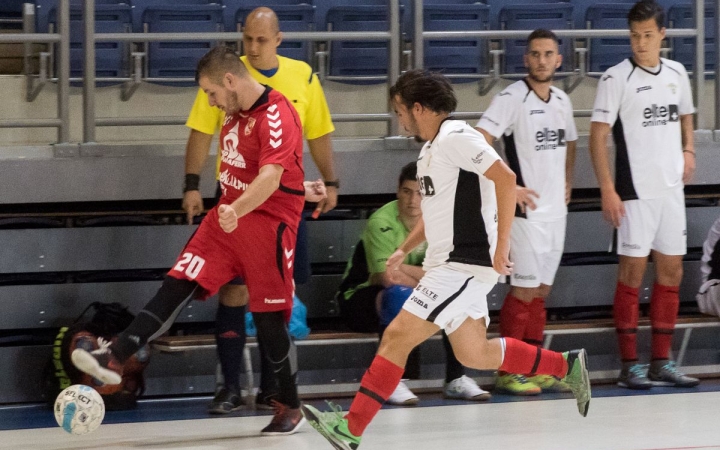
[680,114,695,184]
[219,164,283,233]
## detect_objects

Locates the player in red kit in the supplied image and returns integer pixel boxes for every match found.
[70,46,315,435]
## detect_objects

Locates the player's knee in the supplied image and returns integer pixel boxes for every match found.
[219,284,249,307]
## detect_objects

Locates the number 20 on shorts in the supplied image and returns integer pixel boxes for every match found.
[173,253,206,279]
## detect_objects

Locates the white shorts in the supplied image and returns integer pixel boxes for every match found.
[402,265,492,334]
[509,217,566,288]
[618,189,687,257]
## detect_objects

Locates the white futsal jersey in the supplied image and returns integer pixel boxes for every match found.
[591,58,695,200]
[477,79,577,222]
[416,119,502,284]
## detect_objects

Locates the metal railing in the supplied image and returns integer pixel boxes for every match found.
[0,0,717,144]
[0,0,69,143]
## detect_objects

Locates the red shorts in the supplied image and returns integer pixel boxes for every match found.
[167,207,298,314]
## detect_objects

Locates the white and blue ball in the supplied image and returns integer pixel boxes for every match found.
[54,384,105,435]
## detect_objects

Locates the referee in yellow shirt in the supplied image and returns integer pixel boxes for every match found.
[182,7,339,417]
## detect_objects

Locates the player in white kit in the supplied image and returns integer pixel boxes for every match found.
[589,0,699,389]
[301,70,591,450]
[477,29,577,396]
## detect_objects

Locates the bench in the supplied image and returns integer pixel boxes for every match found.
[151,314,720,400]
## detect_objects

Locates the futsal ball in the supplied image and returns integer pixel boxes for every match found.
[54,384,105,435]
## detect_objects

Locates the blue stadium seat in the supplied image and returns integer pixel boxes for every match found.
[585,3,634,73]
[131,0,219,32]
[423,3,490,82]
[325,5,398,84]
[35,0,130,33]
[485,0,569,29]
[142,4,224,85]
[498,3,574,75]
[668,2,715,76]
[46,3,132,83]
[313,0,387,32]
[232,4,315,64]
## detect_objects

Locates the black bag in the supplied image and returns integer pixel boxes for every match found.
[44,302,149,410]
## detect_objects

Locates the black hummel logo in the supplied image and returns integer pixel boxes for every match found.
[380,226,393,233]
[602,74,613,81]
[636,85,652,93]
[530,109,545,115]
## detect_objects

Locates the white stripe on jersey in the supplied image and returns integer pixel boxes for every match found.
[591,58,695,200]
[417,119,501,283]
[477,79,577,222]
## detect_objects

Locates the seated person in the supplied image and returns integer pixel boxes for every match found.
[698,216,720,316]
[336,162,490,405]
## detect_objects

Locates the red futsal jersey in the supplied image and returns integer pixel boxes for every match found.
[217,86,305,223]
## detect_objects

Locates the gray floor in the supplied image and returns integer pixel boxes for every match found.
[2,391,720,450]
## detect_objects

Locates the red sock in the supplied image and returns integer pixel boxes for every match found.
[499,294,530,339]
[613,282,640,362]
[346,355,404,437]
[650,283,680,360]
[499,337,568,378]
[523,297,546,347]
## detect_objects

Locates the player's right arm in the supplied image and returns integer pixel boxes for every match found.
[182,130,214,224]
[183,88,222,224]
[484,160,517,276]
[365,216,423,288]
[589,69,625,228]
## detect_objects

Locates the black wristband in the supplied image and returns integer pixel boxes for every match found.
[324,180,340,188]
[183,174,200,192]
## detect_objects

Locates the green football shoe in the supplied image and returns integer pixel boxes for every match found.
[561,349,591,417]
[301,402,362,450]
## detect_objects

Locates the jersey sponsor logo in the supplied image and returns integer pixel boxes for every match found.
[535,128,566,151]
[264,298,286,304]
[417,284,438,301]
[472,152,484,164]
[530,109,545,115]
[418,176,436,197]
[219,169,249,192]
[380,226,393,232]
[222,122,247,168]
[244,117,256,136]
[409,295,428,309]
[636,85,652,93]
[267,104,283,149]
[513,273,537,281]
[642,104,678,127]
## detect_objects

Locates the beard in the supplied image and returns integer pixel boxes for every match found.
[527,68,554,83]
[224,91,241,115]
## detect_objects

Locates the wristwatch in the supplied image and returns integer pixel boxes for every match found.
[324,180,340,188]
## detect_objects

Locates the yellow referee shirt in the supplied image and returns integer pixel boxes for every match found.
[186,55,335,178]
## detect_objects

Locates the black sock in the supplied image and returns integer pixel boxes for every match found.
[257,338,279,396]
[113,276,198,362]
[253,311,299,409]
[443,331,464,383]
[216,304,247,393]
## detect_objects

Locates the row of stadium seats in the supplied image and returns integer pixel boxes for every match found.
[23,0,717,84]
